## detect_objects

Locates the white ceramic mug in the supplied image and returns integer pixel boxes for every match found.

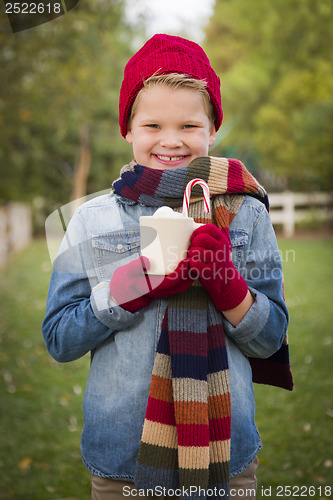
[139,206,202,275]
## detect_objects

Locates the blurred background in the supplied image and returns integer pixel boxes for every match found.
[0,0,332,498]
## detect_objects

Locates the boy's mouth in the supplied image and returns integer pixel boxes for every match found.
[154,154,189,162]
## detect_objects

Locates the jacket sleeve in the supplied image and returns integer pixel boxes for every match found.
[42,209,140,363]
[223,204,289,359]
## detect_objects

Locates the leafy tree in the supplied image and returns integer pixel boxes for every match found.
[204,0,333,190]
[0,0,136,210]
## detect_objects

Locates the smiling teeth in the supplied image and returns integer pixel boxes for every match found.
[156,155,185,161]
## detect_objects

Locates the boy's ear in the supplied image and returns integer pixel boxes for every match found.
[125,129,133,144]
[209,124,217,147]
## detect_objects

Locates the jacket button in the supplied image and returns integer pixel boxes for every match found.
[117,243,123,250]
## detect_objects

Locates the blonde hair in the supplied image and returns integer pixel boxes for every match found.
[128,72,215,127]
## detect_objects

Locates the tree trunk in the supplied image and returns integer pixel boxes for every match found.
[71,124,91,210]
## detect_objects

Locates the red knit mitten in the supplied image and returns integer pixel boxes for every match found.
[110,257,195,313]
[145,258,195,298]
[110,256,153,313]
[188,224,248,311]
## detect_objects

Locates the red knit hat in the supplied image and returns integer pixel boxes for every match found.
[119,34,222,137]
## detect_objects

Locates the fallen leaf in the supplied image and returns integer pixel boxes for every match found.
[18,457,32,470]
[37,461,49,468]
[60,394,70,406]
[73,385,82,395]
[34,345,45,356]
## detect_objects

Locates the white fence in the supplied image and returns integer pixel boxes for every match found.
[269,191,333,237]
[0,203,32,268]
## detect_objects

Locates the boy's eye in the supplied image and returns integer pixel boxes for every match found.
[183,124,197,129]
[146,124,159,129]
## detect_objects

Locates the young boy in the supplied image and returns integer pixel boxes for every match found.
[42,34,292,500]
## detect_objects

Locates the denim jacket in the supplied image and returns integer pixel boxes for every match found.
[42,191,288,480]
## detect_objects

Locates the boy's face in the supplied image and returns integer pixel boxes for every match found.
[126,85,216,170]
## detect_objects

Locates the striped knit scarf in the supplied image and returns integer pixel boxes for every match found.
[113,156,293,499]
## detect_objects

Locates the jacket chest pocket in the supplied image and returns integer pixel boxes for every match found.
[92,230,141,280]
[230,231,249,272]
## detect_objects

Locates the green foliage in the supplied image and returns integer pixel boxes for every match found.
[205,0,333,190]
[0,0,137,208]
[0,237,332,497]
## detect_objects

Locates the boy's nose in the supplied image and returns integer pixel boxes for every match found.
[159,132,183,148]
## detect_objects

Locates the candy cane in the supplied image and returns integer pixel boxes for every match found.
[182,178,210,217]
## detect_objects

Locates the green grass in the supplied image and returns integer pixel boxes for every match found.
[0,237,332,499]
[254,238,333,497]
[0,241,91,499]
